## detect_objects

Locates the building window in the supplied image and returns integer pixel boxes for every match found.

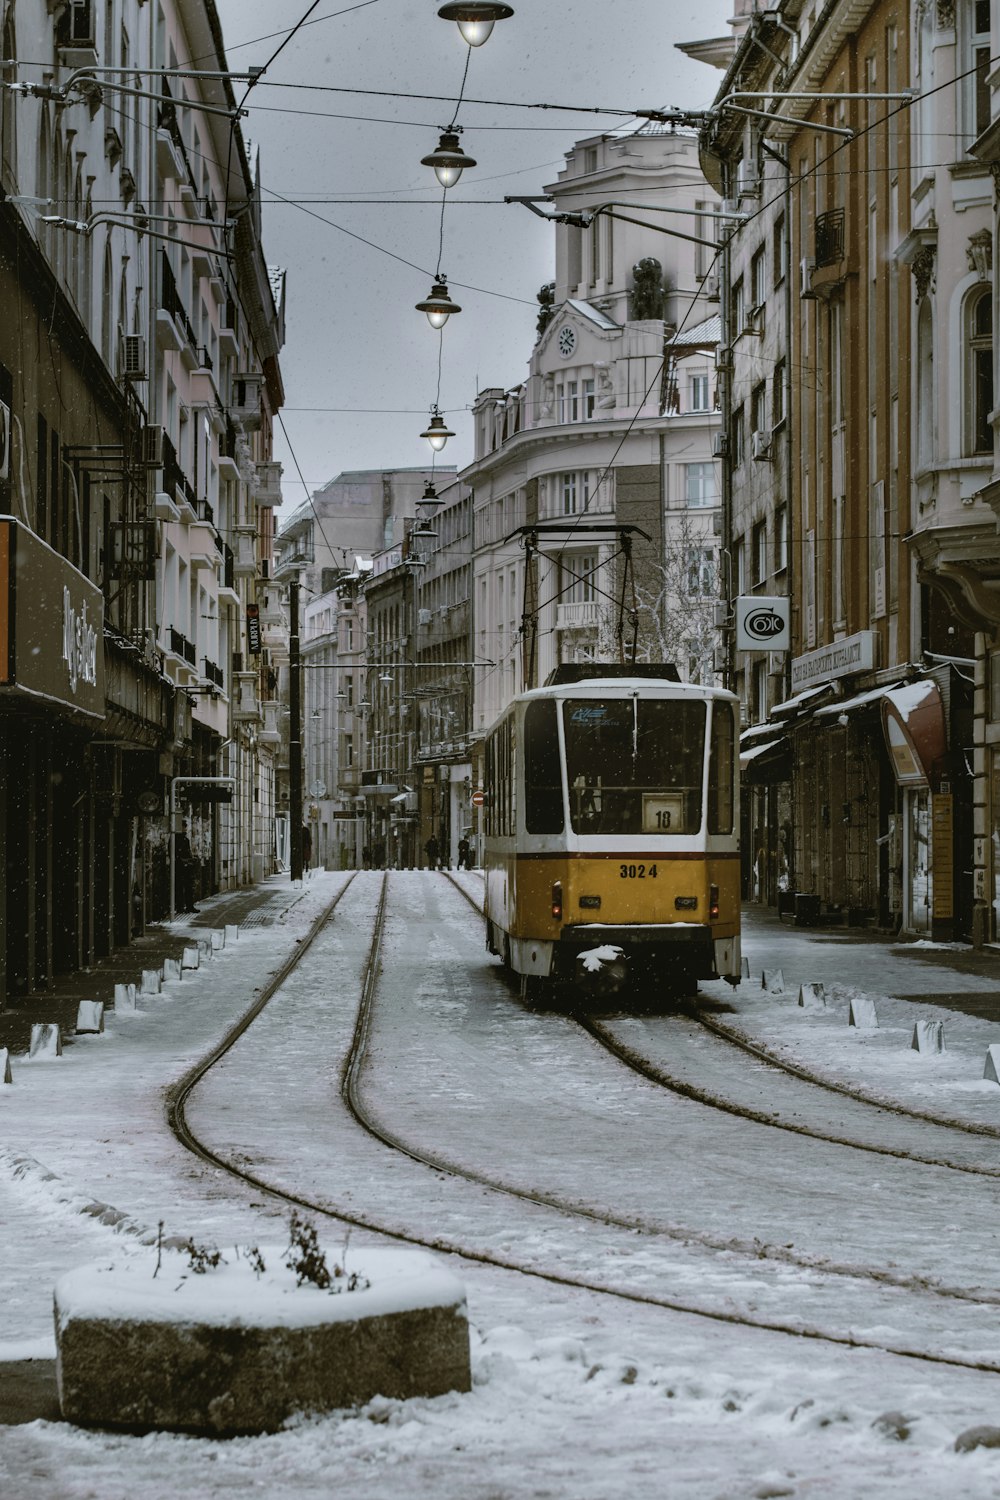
[752,520,767,585]
[687,547,716,597]
[685,461,719,508]
[731,404,745,468]
[733,535,745,595]
[774,506,788,572]
[583,378,595,418]
[773,212,786,285]
[751,247,766,317]
[560,471,590,515]
[773,359,787,427]
[563,552,597,603]
[751,381,767,437]
[689,372,710,411]
[731,278,745,339]
[967,0,991,140]
[969,288,993,455]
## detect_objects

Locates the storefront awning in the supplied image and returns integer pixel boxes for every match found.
[881,680,946,786]
[812,681,905,720]
[769,683,839,720]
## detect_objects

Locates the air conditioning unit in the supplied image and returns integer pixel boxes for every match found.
[752,429,772,461]
[737,159,760,199]
[743,304,763,335]
[703,273,720,301]
[800,257,817,299]
[141,424,165,467]
[714,345,732,372]
[712,432,728,458]
[719,198,744,233]
[120,335,146,381]
[418,608,432,626]
[0,399,9,481]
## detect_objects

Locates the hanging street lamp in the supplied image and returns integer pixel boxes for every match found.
[415,277,462,328]
[437,3,514,46]
[420,409,456,451]
[421,130,476,189]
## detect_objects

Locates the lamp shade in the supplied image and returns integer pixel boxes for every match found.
[421,131,476,189]
[420,411,455,451]
[415,278,462,328]
[437,3,514,45]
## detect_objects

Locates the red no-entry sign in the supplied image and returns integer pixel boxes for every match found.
[471,790,485,806]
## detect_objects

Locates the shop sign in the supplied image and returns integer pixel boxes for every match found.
[246,602,261,654]
[790,631,876,693]
[735,596,790,653]
[931,794,954,920]
[0,517,105,718]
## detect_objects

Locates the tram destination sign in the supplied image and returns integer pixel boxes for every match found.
[735,596,790,654]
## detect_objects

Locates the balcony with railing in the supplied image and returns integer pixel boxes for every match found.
[807,208,848,299]
[254,461,283,507]
[157,249,198,357]
[163,626,199,687]
[556,600,601,630]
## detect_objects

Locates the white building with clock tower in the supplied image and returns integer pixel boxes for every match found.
[464,124,724,735]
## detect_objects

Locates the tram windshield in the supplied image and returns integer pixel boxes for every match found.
[563,697,707,835]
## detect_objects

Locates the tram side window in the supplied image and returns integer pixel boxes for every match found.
[486,718,515,837]
[524,699,564,833]
[708,700,735,834]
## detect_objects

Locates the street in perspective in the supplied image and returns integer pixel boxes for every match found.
[3,1,1000,1497]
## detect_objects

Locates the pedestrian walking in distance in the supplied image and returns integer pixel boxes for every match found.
[458,836,471,870]
[424,835,440,870]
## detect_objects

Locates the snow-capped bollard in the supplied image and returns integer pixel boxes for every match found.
[210,929,225,952]
[163,957,183,983]
[225,924,240,945]
[1,1047,12,1083]
[983,1045,1000,1084]
[797,982,826,1009]
[848,996,878,1029]
[181,946,200,971]
[140,970,161,997]
[740,955,750,980]
[762,968,784,994]
[911,1019,944,1054]
[114,982,137,1012]
[75,1001,105,1035]
[29,1024,62,1059]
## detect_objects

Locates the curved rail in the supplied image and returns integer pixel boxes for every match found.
[164,869,1000,1376]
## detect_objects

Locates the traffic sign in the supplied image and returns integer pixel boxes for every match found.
[471,790,485,807]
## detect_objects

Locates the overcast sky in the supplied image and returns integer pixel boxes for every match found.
[209,0,734,510]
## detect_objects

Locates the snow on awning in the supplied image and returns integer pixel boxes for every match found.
[812,682,905,719]
[769,683,838,720]
[739,738,784,769]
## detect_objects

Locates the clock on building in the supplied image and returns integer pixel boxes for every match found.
[556,323,577,358]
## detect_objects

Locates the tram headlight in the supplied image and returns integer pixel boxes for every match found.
[709,883,720,921]
[551,881,563,921]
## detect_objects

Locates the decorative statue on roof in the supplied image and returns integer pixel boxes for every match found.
[630,257,664,320]
[536,281,556,340]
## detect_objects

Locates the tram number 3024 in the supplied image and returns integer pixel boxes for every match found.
[620,863,658,879]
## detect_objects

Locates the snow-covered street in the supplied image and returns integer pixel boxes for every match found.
[4,869,1000,1498]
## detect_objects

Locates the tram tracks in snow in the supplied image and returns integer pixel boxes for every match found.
[444,870,1000,1178]
[165,870,1000,1379]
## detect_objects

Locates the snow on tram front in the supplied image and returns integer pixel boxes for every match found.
[482,665,741,1002]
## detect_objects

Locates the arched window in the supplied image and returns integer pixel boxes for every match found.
[968,287,993,456]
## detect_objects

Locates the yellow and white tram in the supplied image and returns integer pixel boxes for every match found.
[482,666,741,1000]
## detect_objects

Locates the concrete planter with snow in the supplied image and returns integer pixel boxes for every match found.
[54,1243,470,1434]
